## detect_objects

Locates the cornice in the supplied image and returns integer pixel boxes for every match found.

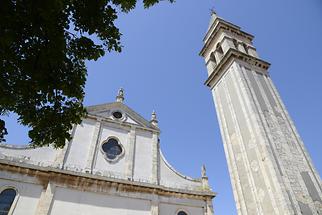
[0,143,35,150]
[204,49,270,89]
[0,159,216,199]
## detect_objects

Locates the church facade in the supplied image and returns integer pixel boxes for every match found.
[200,11,322,215]
[0,90,215,215]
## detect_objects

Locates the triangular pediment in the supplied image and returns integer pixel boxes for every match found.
[86,102,158,130]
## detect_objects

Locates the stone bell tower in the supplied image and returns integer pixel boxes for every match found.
[200,11,322,215]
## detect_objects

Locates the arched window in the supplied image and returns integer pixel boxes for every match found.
[177,211,188,215]
[216,43,223,54]
[0,188,17,215]
[210,52,217,64]
[243,43,249,54]
[232,39,239,49]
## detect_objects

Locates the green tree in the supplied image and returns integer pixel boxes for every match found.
[0,0,174,148]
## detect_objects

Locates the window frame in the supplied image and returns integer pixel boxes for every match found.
[0,186,19,215]
[110,109,127,122]
[175,209,189,215]
[100,136,125,163]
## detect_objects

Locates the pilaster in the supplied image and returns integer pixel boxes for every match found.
[85,120,102,173]
[60,125,77,169]
[151,197,159,215]
[126,126,136,179]
[34,182,55,215]
[151,132,160,184]
[205,198,214,215]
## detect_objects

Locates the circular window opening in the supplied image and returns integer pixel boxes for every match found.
[112,111,123,119]
[177,211,188,215]
[102,138,123,160]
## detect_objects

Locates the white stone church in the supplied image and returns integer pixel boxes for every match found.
[0,88,215,215]
[1,9,322,215]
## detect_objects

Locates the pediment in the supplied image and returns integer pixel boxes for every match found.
[86,102,157,130]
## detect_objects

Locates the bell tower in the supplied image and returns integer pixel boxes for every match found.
[200,11,322,214]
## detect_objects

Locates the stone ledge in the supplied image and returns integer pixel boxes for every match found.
[0,159,216,200]
[204,49,271,88]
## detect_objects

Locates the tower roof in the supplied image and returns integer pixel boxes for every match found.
[207,11,218,31]
[200,11,254,57]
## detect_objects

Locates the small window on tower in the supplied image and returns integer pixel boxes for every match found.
[243,43,249,54]
[216,43,223,54]
[210,52,217,64]
[233,39,239,49]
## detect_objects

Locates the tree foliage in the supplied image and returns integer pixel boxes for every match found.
[0,0,174,148]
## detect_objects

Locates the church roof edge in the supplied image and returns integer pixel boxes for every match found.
[86,102,160,132]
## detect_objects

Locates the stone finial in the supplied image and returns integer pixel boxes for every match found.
[201,164,210,190]
[150,110,158,127]
[202,164,207,178]
[116,88,124,103]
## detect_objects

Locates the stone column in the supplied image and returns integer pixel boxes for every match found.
[221,37,235,54]
[206,59,216,76]
[34,182,55,215]
[247,46,258,58]
[214,50,223,64]
[237,42,247,53]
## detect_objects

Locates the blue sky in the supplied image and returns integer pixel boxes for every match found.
[3,0,322,214]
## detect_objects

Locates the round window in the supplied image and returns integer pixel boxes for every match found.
[177,211,188,215]
[102,138,123,160]
[112,111,123,119]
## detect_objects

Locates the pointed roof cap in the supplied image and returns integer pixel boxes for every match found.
[207,9,218,31]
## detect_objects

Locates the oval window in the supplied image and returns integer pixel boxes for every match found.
[177,211,188,215]
[112,111,123,119]
[102,138,123,160]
